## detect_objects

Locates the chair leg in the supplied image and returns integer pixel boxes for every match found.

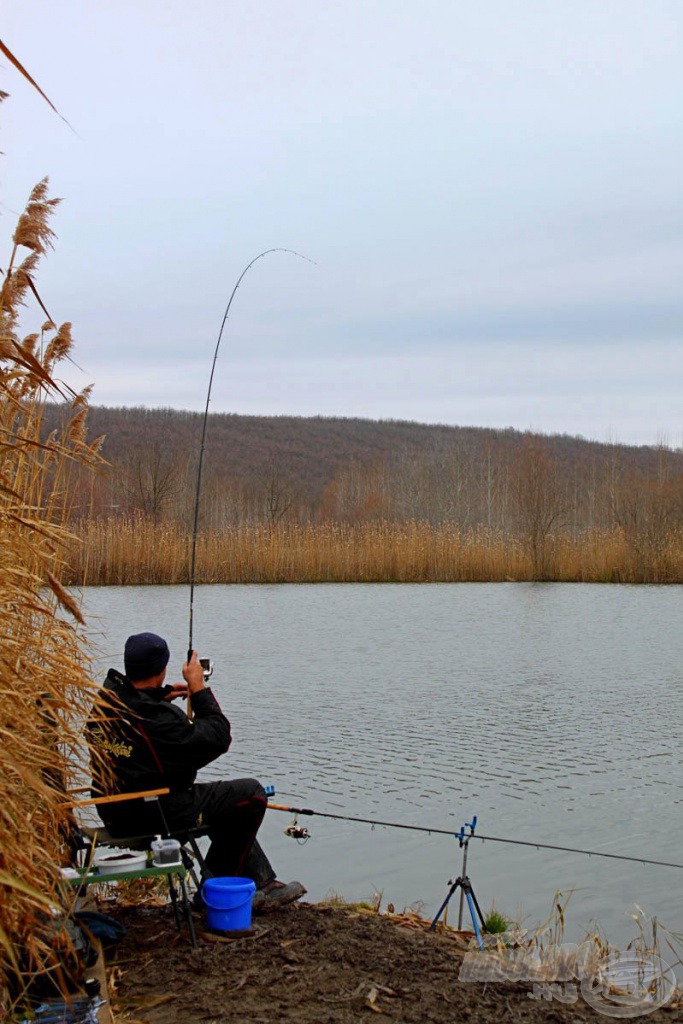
[167,873,181,931]
[179,874,197,949]
[181,845,202,891]
[188,835,208,877]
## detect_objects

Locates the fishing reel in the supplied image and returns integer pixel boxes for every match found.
[284,815,310,842]
[199,657,214,682]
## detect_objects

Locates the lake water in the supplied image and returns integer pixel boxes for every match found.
[82,583,682,946]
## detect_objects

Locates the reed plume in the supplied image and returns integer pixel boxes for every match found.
[0,179,101,1011]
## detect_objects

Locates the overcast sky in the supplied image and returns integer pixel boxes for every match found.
[2,1,682,445]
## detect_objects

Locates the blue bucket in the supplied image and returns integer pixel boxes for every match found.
[201,876,257,932]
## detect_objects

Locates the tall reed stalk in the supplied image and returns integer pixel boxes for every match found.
[70,517,682,585]
[0,180,101,1010]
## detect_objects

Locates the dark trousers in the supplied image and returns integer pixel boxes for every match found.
[170,778,276,889]
[104,777,276,890]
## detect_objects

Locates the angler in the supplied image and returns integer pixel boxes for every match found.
[87,631,305,912]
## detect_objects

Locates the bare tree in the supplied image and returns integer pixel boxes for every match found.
[510,438,566,578]
[203,472,252,529]
[123,442,184,525]
[610,470,683,559]
[319,458,389,523]
[263,456,293,530]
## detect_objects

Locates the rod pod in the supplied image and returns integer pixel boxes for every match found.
[429,815,486,948]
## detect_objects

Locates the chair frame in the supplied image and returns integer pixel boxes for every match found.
[66,787,205,949]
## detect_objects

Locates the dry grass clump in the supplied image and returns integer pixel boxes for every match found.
[69,517,683,585]
[459,892,681,1011]
[0,180,101,1010]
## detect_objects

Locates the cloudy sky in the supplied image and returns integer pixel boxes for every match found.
[3,1,682,445]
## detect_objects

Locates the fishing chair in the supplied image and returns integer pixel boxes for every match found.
[66,787,208,949]
[71,787,208,884]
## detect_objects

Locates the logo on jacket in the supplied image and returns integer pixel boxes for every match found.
[89,728,134,759]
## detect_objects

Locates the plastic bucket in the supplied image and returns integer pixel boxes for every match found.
[201,876,257,932]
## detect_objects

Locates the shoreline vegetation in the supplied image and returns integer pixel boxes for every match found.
[68,517,683,585]
[0,175,100,1008]
[48,405,682,587]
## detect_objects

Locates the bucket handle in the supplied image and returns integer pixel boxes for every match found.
[201,882,255,912]
[203,893,253,912]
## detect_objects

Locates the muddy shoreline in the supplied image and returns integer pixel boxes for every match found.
[105,902,681,1023]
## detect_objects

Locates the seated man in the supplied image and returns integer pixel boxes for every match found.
[87,631,304,911]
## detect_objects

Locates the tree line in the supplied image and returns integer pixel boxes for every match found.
[43,405,682,581]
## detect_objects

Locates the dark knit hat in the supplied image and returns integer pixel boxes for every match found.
[124,632,170,682]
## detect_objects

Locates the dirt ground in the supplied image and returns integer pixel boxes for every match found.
[106,901,682,1024]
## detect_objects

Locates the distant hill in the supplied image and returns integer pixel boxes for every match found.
[44,404,675,497]
[42,405,682,536]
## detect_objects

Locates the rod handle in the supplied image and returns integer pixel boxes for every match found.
[267,802,315,816]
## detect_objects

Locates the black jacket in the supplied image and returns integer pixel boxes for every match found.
[87,669,231,824]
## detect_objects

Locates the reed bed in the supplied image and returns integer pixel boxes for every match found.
[71,517,683,585]
[0,180,101,1010]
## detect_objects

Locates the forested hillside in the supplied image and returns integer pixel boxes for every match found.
[42,405,682,583]
[45,404,680,527]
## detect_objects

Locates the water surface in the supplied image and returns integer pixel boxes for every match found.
[83,583,682,944]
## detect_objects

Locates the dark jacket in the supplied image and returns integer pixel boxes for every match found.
[87,669,231,830]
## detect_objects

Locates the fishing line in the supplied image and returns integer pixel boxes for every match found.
[266,802,683,871]
[187,248,315,663]
[199,760,681,867]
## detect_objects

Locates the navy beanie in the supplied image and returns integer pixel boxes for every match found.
[124,632,170,682]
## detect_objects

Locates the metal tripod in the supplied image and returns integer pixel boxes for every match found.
[429,815,485,950]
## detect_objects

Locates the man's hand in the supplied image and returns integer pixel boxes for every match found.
[162,683,188,702]
[182,650,205,695]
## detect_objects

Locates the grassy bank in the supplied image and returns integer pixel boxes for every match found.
[68,517,683,585]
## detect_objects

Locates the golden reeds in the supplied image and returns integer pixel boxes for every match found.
[68,517,683,585]
[1,181,101,1009]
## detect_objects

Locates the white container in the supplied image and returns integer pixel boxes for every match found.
[59,867,80,881]
[151,836,182,867]
[94,851,148,875]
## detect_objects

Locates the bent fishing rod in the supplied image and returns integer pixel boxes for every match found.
[186,248,314,682]
[265,801,683,871]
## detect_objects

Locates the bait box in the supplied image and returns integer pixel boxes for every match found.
[93,851,149,875]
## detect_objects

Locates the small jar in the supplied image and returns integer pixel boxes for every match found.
[151,836,182,867]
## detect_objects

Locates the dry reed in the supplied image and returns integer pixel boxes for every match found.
[69,517,683,585]
[0,180,101,1010]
